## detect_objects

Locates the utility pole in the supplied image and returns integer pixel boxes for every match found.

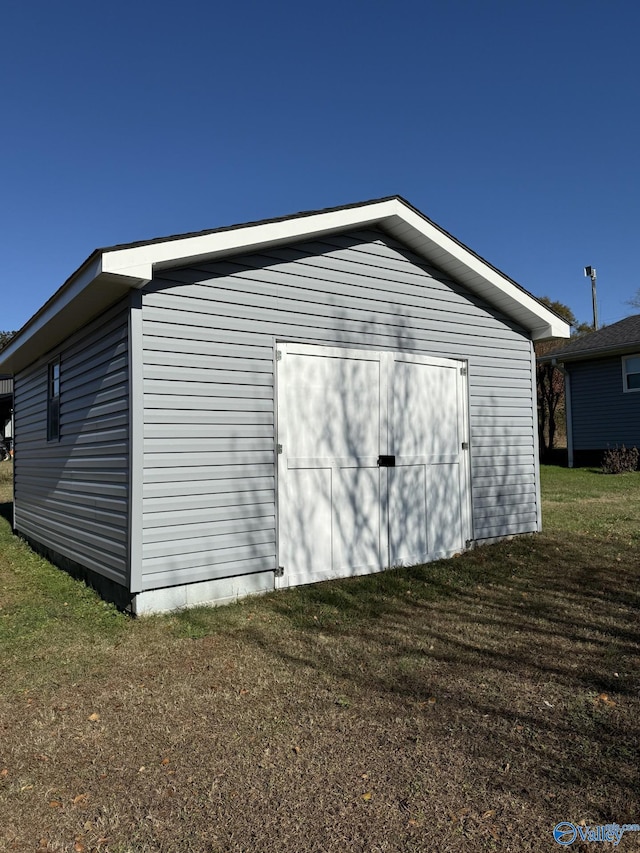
[584,266,598,329]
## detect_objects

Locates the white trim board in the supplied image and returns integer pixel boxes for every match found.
[0,197,570,373]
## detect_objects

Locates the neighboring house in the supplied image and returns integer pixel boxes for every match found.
[0,375,13,448]
[0,197,569,614]
[539,314,640,467]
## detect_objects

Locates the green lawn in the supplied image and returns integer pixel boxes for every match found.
[0,462,639,852]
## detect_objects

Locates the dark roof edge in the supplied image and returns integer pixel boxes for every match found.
[541,341,640,363]
[98,195,404,253]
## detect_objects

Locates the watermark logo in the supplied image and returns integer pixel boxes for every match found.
[553,822,640,846]
[554,823,577,845]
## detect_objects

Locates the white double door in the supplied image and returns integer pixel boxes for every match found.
[276,344,471,589]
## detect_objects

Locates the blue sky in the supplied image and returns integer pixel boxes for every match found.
[2,0,639,334]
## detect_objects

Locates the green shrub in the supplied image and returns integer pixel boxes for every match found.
[601,444,639,474]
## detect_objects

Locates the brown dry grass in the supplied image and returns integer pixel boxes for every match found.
[0,462,639,852]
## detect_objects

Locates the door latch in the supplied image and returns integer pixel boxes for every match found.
[377,455,396,467]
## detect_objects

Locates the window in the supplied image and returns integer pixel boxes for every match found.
[622,355,640,392]
[47,359,61,441]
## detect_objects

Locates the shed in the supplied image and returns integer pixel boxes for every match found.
[0,197,569,613]
[540,314,640,467]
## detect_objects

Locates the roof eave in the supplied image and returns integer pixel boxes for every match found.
[0,196,569,373]
[100,198,407,278]
[100,197,569,340]
[541,342,640,364]
[0,259,136,373]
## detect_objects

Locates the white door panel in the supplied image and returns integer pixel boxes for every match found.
[426,462,465,556]
[284,350,381,460]
[281,467,333,581]
[388,354,467,565]
[390,358,461,457]
[277,344,470,589]
[332,464,382,574]
[388,465,427,566]
[277,345,385,588]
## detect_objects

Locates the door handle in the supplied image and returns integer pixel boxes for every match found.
[377,455,396,467]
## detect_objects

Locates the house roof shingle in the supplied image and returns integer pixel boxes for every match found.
[542,314,640,362]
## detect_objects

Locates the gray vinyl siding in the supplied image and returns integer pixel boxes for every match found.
[13,302,130,585]
[140,229,537,591]
[568,356,640,449]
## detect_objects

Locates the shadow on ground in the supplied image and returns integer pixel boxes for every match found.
[218,530,640,816]
[0,500,12,526]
